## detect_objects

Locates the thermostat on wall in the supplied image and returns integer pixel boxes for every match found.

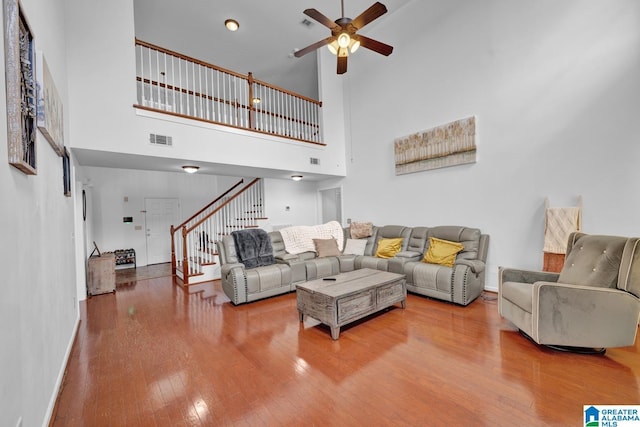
[123,216,133,223]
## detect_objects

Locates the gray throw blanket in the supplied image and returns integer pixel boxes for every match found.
[231,229,274,269]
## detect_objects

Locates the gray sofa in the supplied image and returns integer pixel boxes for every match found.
[216,224,489,306]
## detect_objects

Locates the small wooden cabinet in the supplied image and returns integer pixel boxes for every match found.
[87,254,116,296]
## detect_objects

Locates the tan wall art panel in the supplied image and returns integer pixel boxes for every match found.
[394,116,476,175]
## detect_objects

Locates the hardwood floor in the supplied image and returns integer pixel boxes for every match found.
[51,268,640,426]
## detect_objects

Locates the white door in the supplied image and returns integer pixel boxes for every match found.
[145,198,180,265]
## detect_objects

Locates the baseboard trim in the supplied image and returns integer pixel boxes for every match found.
[43,313,80,427]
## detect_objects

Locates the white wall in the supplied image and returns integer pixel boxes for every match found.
[79,168,320,271]
[342,0,640,290]
[79,167,239,268]
[262,178,321,229]
[0,0,77,425]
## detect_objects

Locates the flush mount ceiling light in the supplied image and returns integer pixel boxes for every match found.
[291,175,303,181]
[182,165,200,174]
[224,19,239,31]
[252,97,261,104]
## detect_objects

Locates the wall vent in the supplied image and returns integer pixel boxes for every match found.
[149,133,173,146]
[310,157,320,165]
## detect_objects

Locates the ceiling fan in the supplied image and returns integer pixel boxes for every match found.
[294,1,394,75]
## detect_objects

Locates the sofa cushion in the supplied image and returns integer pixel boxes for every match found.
[313,238,341,258]
[350,221,373,239]
[375,238,403,259]
[343,238,367,255]
[423,237,464,267]
[501,281,533,314]
[558,234,626,288]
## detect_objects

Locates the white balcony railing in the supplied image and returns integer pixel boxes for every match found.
[135,39,323,145]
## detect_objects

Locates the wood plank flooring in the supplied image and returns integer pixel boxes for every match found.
[51,267,640,426]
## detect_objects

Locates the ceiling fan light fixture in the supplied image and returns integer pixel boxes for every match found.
[327,41,339,55]
[337,32,351,48]
[224,19,239,31]
[350,39,361,53]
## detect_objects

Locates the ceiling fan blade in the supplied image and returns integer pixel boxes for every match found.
[303,8,340,30]
[354,34,394,56]
[294,36,335,58]
[337,55,348,75]
[351,2,388,30]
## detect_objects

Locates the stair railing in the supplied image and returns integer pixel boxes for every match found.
[171,178,265,284]
[135,39,323,145]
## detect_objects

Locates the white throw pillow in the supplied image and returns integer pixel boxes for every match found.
[343,238,367,256]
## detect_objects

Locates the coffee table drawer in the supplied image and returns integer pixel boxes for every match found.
[337,289,375,323]
[377,281,405,306]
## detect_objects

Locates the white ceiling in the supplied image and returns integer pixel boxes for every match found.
[76,1,411,180]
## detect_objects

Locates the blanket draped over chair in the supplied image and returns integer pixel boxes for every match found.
[279,221,344,255]
[543,207,581,254]
[231,229,274,269]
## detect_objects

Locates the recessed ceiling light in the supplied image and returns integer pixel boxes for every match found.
[225,19,239,31]
[291,175,303,181]
[182,165,200,173]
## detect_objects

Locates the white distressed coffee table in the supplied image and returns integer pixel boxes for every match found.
[296,268,407,340]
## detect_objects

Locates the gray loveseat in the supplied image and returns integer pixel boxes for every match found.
[216,224,489,306]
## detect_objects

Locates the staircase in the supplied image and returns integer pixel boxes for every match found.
[171,178,266,285]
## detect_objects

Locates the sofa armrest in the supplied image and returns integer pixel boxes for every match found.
[220,263,248,304]
[499,267,559,285]
[532,282,640,347]
[221,263,245,275]
[455,259,485,274]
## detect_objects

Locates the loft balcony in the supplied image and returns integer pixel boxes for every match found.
[134,39,324,146]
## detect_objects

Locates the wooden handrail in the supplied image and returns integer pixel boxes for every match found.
[135,38,322,107]
[136,38,247,80]
[173,178,245,232]
[186,178,261,233]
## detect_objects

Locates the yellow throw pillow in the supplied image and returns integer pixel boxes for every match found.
[423,237,464,267]
[375,238,403,259]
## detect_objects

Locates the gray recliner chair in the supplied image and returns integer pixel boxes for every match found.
[499,232,640,352]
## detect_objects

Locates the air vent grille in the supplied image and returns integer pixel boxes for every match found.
[310,157,320,165]
[149,133,173,146]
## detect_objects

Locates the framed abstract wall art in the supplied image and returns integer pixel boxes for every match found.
[4,0,37,174]
[394,116,476,175]
[36,50,64,156]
